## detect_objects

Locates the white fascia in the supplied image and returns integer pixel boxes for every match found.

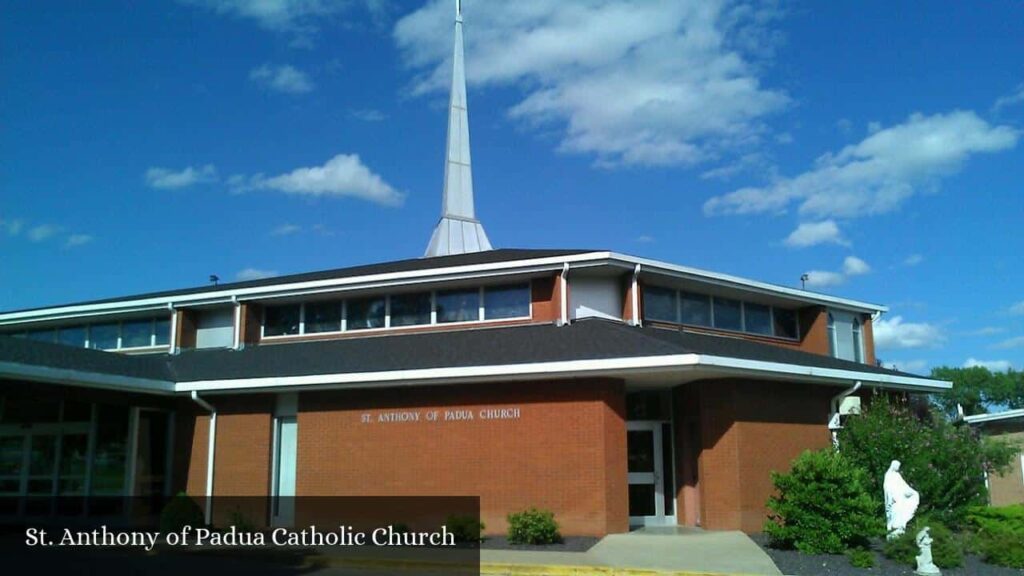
[963,408,1024,425]
[0,361,175,395]
[174,354,948,394]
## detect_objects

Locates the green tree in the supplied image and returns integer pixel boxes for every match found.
[929,366,1024,417]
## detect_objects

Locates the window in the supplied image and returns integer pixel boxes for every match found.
[304,301,342,333]
[154,318,171,346]
[853,318,863,363]
[773,308,798,339]
[264,304,301,337]
[827,313,836,356]
[390,292,431,327]
[436,288,480,323]
[744,303,772,335]
[643,286,677,323]
[58,326,88,348]
[121,319,153,348]
[484,284,530,320]
[347,297,386,330]
[680,292,712,327]
[713,298,742,331]
[89,323,119,350]
[26,329,56,343]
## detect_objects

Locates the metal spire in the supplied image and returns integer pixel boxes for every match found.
[425,0,492,257]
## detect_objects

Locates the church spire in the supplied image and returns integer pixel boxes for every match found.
[425,0,492,257]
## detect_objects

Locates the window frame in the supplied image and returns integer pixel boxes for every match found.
[642,285,801,341]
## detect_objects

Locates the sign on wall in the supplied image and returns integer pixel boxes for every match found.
[360,407,521,424]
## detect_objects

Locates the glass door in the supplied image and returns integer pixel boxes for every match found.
[25,433,59,516]
[627,421,664,525]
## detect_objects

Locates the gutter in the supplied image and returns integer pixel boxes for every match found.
[829,381,862,449]
[190,391,216,526]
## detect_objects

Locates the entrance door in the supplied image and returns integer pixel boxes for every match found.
[627,421,665,525]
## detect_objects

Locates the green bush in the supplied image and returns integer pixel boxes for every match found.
[507,508,561,545]
[159,492,205,534]
[837,393,1017,526]
[882,518,963,568]
[965,505,1024,568]
[227,506,256,532]
[765,449,882,554]
[845,547,875,569]
[445,515,485,543]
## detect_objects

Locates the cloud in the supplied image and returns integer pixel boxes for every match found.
[179,0,376,46]
[0,218,24,236]
[395,0,788,168]
[874,315,946,350]
[250,64,314,94]
[704,110,1018,217]
[842,256,871,276]
[271,224,302,236]
[1010,301,1024,315]
[145,164,218,189]
[963,358,1014,372]
[993,336,1024,350]
[635,234,655,243]
[233,153,405,206]
[835,118,852,134]
[236,267,279,281]
[783,220,848,248]
[802,270,845,288]
[903,254,924,266]
[993,83,1024,112]
[27,224,60,242]
[64,234,94,248]
[349,108,387,122]
[885,359,928,374]
[965,326,1005,337]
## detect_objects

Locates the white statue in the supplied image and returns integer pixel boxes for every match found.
[884,460,919,539]
[915,527,941,575]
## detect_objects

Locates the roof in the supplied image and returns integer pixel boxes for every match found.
[0,319,946,394]
[963,408,1024,425]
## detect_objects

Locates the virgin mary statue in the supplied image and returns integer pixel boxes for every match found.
[884,460,920,539]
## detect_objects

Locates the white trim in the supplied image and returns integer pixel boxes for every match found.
[964,408,1024,424]
[0,361,175,394]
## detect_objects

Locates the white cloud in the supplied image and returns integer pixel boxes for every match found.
[349,108,387,122]
[965,326,1005,337]
[835,118,852,134]
[842,256,871,276]
[234,153,404,206]
[0,218,24,236]
[903,254,924,266]
[704,111,1019,217]
[783,220,848,248]
[64,234,93,248]
[395,0,788,167]
[236,267,279,281]
[1010,301,1024,315]
[802,270,845,288]
[993,336,1024,350]
[636,234,655,243]
[179,0,380,46]
[271,224,302,236]
[250,64,314,94]
[885,359,928,374]
[963,358,1013,372]
[874,315,946,350]
[145,164,217,189]
[993,83,1024,112]
[27,224,59,242]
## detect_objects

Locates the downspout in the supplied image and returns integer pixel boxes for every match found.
[829,381,862,449]
[232,296,242,350]
[191,391,216,526]
[631,264,642,327]
[559,262,569,327]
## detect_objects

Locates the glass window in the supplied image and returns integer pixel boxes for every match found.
[304,301,342,333]
[347,296,386,330]
[484,284,530,320]
[827,313,836,356]
[390,292,431,327]
[680,292,712,327]
[121,319,153,348]
[153,317,171,346]
[643,286,677,323]
[744,303,772,335]
[712,298,742,331]
[853,319,863,363]
[58,326,88,348]
[26,329,57,343]
[264,304,301,336]
[436,288,480,323]
[773,308,798,339]
[89,323,119,349]
[91,404,129,495]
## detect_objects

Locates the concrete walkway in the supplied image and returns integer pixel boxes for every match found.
[481,527,783,575]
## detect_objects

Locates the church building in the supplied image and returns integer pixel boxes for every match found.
[0,3,948,535]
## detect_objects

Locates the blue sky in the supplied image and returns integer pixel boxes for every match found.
[2,0,1022,373]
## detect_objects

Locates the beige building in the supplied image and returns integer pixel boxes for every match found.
[964,409,1024,507]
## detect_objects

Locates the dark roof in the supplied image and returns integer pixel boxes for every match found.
[0,319,924,387]
[4,249,596,314]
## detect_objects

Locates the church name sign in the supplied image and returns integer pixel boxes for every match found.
[360,407,521,424]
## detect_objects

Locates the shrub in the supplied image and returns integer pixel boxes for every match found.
[965,505,1024,568]
[159,492,205,534]
[507,508,561,545]
[765,449,882,554]
[445,515,485,543]
[845,547,875,569]
[227,506,256,532]
[837,393,1017,526]
[882,518,963,569]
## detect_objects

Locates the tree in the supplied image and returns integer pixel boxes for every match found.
[929,366,1024,417]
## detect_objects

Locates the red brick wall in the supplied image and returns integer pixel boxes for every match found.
[296,379,627,536]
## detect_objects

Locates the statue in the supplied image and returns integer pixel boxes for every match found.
[884,460,919,539]
[915,527,941,575]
